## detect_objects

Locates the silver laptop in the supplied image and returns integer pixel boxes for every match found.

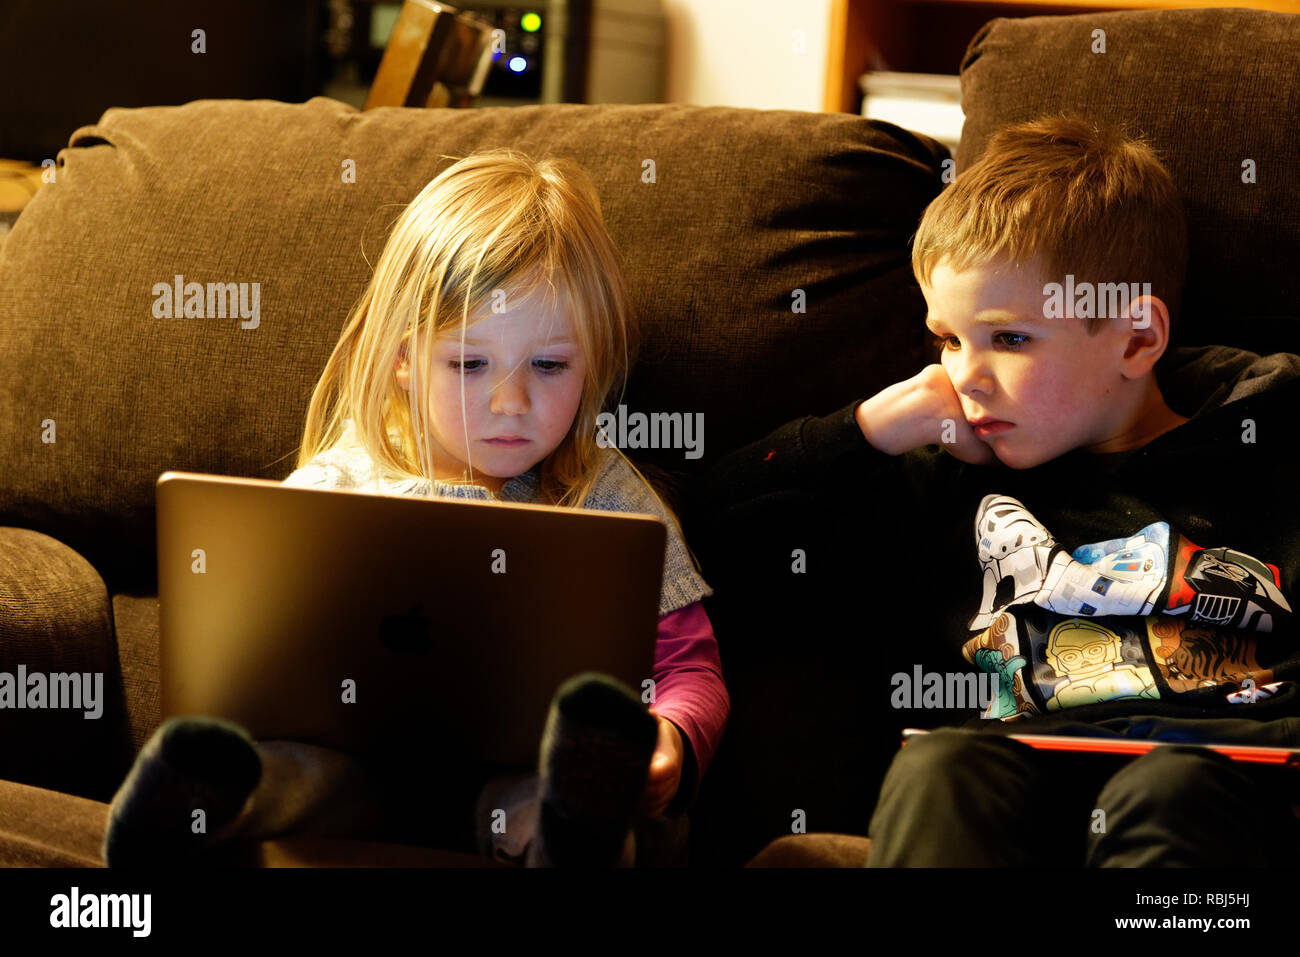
[156,471,666,767]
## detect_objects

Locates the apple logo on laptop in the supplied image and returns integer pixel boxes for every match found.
[380,603,434,654]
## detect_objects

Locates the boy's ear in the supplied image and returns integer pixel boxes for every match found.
[1120,294,1172,372]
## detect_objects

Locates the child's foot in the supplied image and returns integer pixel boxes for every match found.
[102,716,262,867]
[526,673,658,867]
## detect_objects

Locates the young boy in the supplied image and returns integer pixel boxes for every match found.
[688,115,1300,866]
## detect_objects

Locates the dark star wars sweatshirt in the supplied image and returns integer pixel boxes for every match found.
[686,344,1300,744]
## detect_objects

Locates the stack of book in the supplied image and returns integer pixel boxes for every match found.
[859,71,963,153]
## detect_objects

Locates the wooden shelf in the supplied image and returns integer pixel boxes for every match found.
[826,0,1300,112]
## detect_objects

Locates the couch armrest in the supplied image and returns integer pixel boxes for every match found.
[0,527,130,799]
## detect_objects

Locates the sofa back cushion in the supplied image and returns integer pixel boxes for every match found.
[957,8,1300,356]
[0,99,948,591]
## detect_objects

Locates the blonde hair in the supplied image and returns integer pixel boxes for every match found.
[296,148,654,510]
[912,115,1188,336]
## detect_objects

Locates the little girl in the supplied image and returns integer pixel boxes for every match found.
[104,149,729,867]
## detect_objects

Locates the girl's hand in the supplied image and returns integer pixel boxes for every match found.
[642,714,685,819]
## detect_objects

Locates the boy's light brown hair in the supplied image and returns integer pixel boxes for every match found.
[912,115,1189,338]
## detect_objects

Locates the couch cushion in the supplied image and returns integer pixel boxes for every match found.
[0,777,501,867]
[110,592,162,766]
[0,98,948,592]
[0,777,109,866]
[956,8,1300,356]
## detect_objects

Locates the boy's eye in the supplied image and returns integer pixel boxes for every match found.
[930,332,1029,351]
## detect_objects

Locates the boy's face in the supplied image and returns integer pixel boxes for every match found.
[395,285,586,491]
[922,255,1141,469]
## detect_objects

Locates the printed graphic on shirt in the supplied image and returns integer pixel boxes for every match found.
[1224,680,1287,704]
[968,495,1061,632]
[1036,522,1169,621]
[1034,615,1160,711]
[963,495,1293,718]
[963,607,1291,719]
[962,607,1159,718]
[1163,540,1291,632]
[968,494,1290,634]
[962,611,1036,720]
[1145,616,1275,694]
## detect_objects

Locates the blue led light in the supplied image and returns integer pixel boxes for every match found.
[508,56,527,73]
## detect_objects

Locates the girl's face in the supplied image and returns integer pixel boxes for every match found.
[394,285,586,491]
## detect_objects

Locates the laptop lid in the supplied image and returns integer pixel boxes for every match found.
[156,471,666,767]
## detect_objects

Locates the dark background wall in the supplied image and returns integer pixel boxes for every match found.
[0,0,322,162]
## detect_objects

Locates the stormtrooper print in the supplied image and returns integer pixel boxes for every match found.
[969,495,1061,631]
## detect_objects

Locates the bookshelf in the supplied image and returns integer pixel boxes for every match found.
[825,0,1300,112]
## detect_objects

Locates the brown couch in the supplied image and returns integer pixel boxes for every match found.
[1,7,1297,868]
[0,94,942,867]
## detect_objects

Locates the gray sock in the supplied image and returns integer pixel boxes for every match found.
[102,716,261,867]
[526,673,657,867]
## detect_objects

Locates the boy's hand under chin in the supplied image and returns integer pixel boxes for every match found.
[641,714,685,819]
[856,363,999,466]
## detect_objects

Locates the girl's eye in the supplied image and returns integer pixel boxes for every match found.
[931,333,1029,351]
[447,359,570,374]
